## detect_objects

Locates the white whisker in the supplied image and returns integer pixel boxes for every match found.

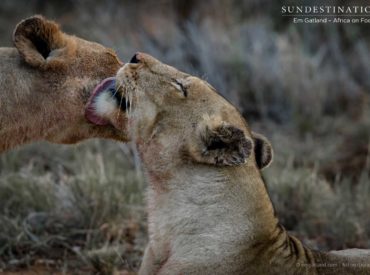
[117,90,125,122]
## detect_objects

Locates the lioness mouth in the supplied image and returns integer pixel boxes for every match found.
[85,77,127,126]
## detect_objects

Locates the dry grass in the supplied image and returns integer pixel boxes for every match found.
[0,141,146,273]
[0,0,369,273]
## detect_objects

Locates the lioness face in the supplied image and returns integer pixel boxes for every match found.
[10,16,128,145]
[94,53,273,170]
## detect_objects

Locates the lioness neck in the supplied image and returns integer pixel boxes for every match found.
[1,49,36,151]
[0,48,74,152]
[146,164,317,274]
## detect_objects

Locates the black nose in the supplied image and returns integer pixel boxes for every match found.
[130,53,140,64]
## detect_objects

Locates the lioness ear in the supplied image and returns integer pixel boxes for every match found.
[252,132,273,170]
[13,15,74,70]
[189,117,253,166]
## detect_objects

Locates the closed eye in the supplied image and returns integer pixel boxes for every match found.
[171,79,188,97]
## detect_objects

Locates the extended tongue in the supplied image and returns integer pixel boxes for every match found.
[85,77,117,126]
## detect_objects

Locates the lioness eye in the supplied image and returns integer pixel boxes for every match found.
[171,79,188,97]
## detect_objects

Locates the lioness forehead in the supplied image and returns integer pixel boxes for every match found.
[150,63,188,80]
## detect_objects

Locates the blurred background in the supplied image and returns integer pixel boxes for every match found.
[0,0,369,273]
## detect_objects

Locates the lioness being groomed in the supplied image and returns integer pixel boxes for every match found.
[87,53,370,274]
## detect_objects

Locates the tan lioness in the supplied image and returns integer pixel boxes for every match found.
[91,53,370,274]
[0,15,128,153]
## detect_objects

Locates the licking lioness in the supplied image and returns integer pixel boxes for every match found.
[0,15,128,153]
[91,53,370,274]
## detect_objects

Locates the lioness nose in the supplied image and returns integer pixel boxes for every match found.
[130,53,140,64]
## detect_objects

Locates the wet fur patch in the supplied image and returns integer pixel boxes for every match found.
[202,123,253,166]
[188,115,253,166]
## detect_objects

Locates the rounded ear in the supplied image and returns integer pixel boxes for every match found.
[252,132,273,170]
[189,116,253,166]
[13,15,74,70]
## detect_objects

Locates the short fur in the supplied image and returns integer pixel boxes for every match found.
[0,15,128,153]
[110,53,370,274]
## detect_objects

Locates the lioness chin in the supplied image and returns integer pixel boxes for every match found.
[0,15,128,153]
[90,53,370,275]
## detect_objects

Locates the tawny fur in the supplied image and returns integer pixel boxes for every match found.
[109,53,370,274]
[0,15,128,153]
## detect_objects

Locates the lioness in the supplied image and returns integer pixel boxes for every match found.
[90,53,370,274]
[0,15,128,153]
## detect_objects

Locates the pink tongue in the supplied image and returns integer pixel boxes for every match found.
[85,77,116,126]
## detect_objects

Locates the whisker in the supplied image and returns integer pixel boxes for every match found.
[125,86,130,117]
[109,82,124,122]
[112,81,122,96]
[129,89,134,117]
[116,91,124,122]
